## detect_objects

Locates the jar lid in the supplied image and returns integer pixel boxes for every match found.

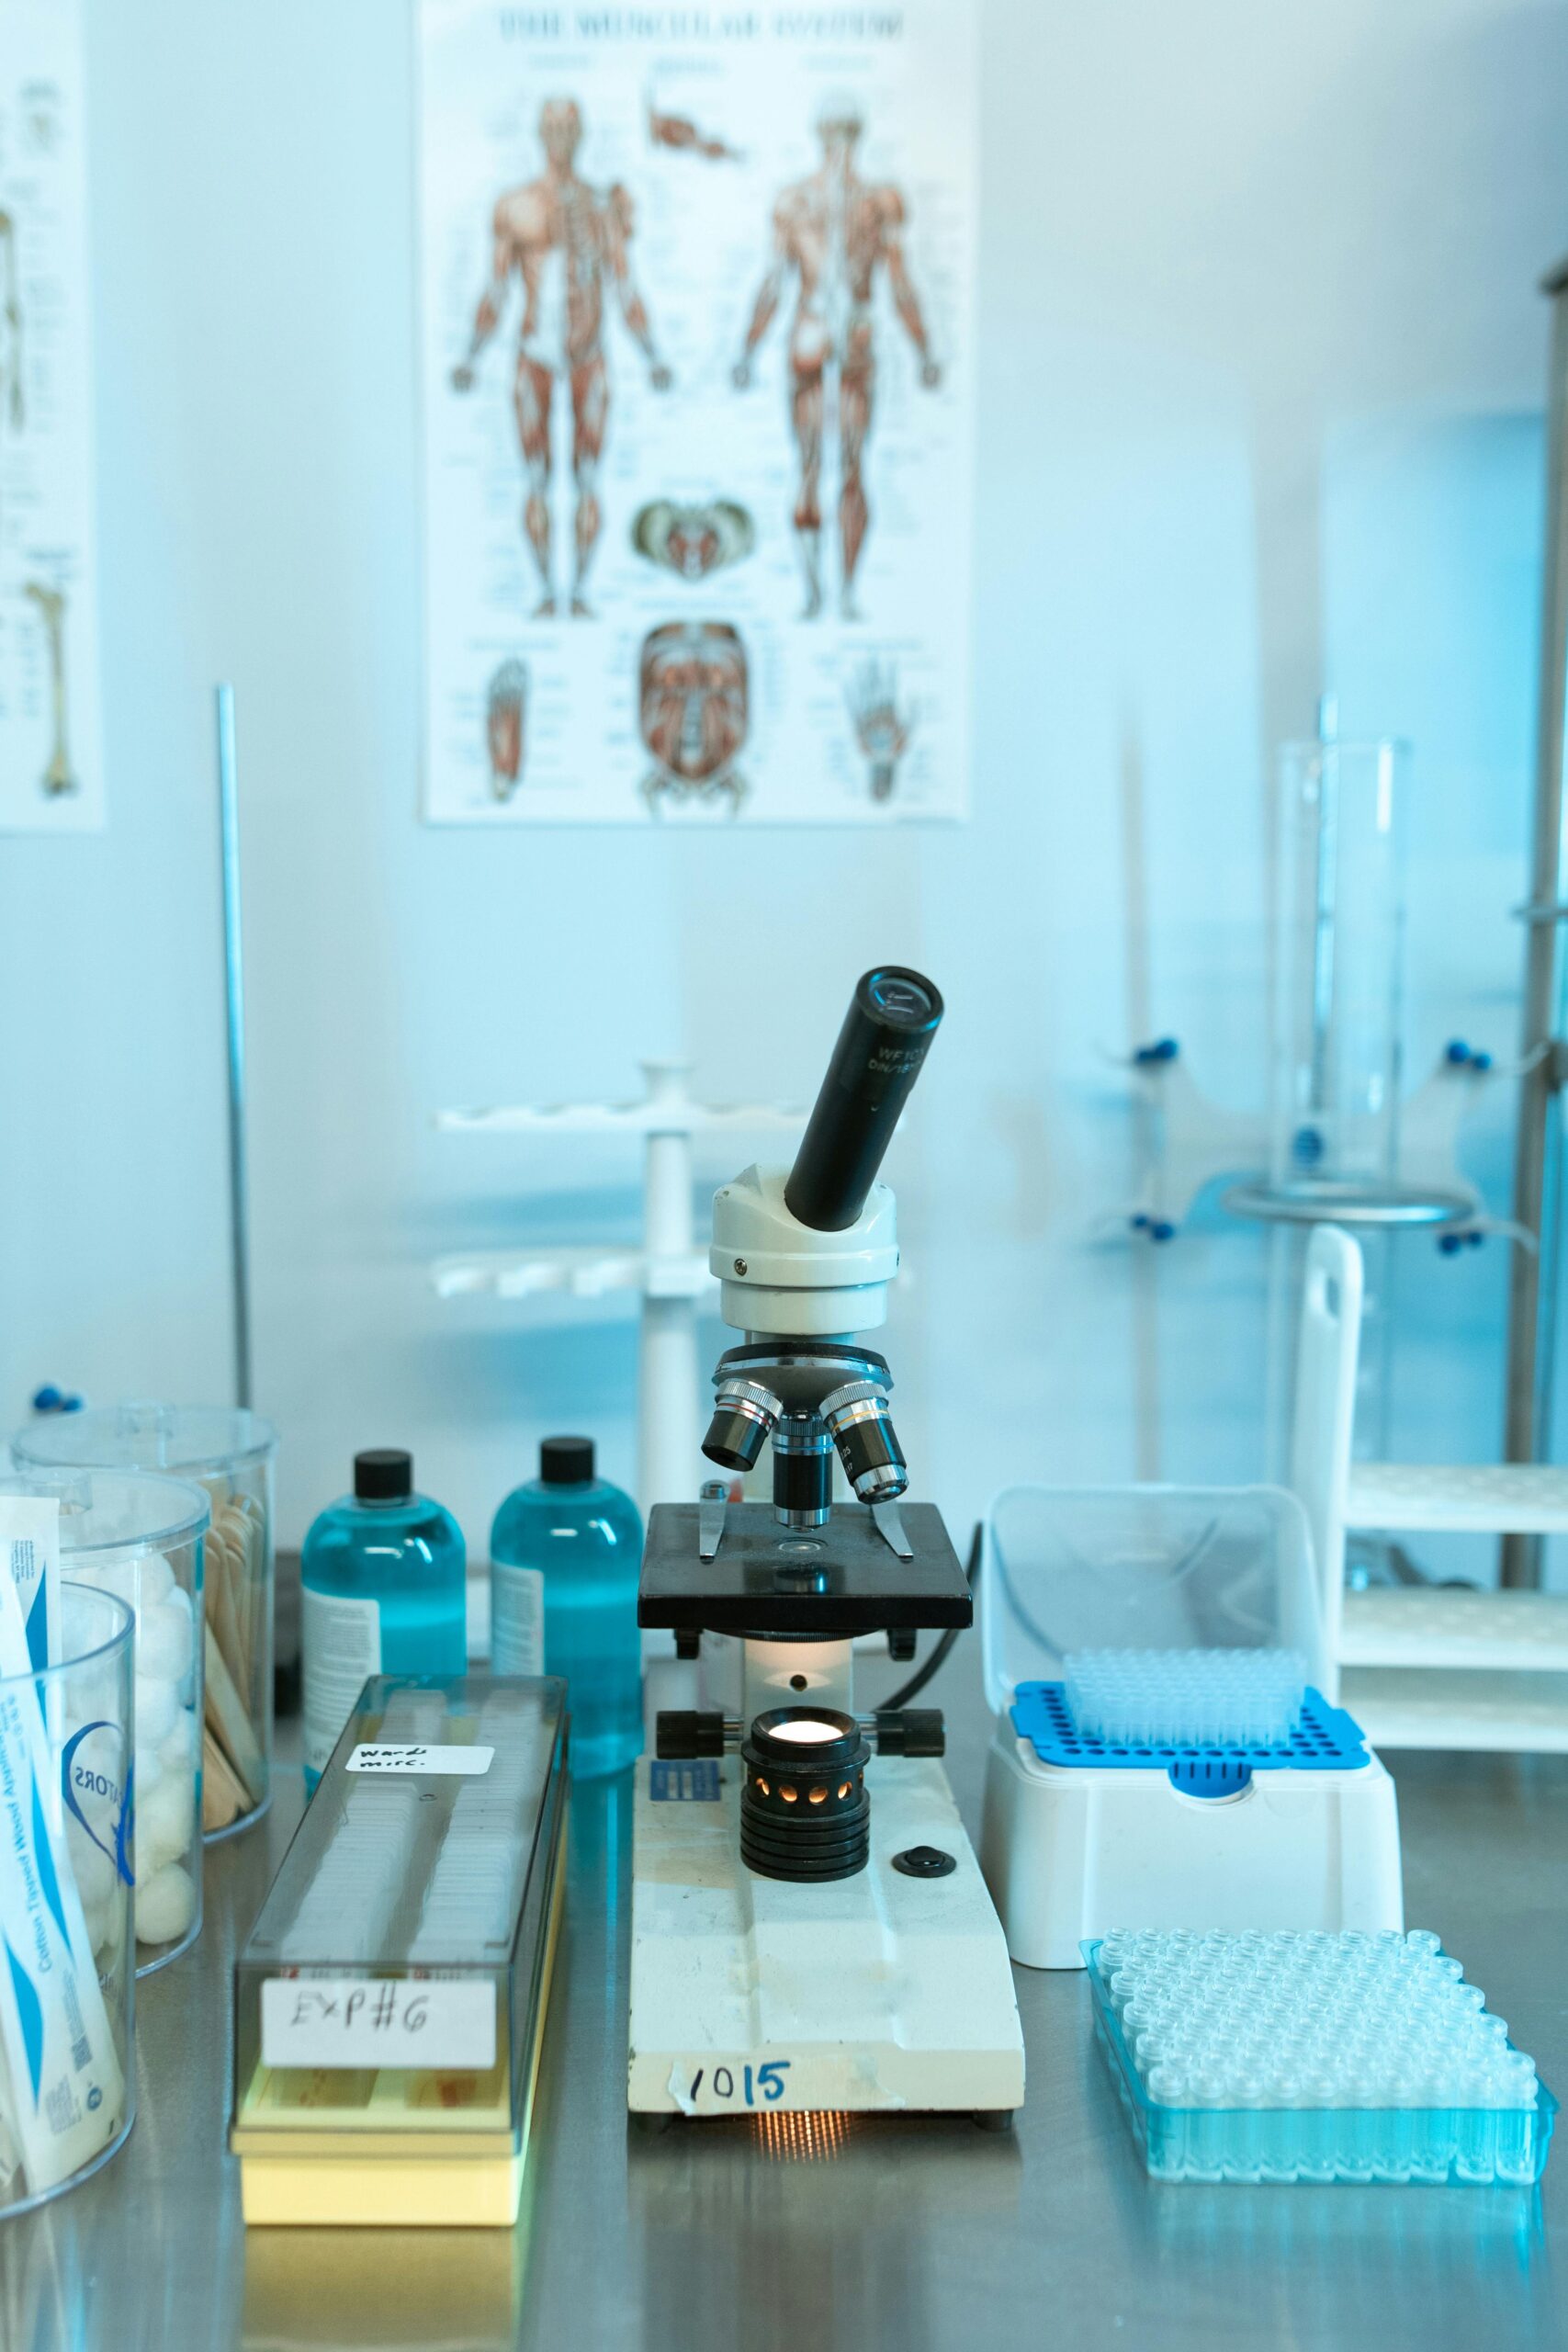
[11,1401,276,1477]
[0,1466,209,1555]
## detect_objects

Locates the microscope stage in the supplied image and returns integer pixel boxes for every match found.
[627,1754,1025,2118]
[638,1500,972,1637]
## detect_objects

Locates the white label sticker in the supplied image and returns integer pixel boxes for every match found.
[261,1976,497,2071]
[490,1564,545,1675]
[346,1743,494,1776]
[301,1587,382,1776]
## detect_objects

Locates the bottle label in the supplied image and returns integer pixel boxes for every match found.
[491,1564,545,1676]
[302,1587,383,1777]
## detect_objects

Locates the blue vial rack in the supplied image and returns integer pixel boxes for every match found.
[1012,1682,1368,1798]
[1086,1934,1556,2186]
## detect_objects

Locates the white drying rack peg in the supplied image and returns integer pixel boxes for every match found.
[432,1060,801,1510]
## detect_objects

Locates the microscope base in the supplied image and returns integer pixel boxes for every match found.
[627,1754,1025,2118]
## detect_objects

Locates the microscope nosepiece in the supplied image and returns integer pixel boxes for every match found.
[819,1380,908,1503]
[702,1376,782,1474]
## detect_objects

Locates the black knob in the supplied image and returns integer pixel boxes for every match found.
[873,1708,945,1758]
[656,1710,728,1759]
[784,968,944,1233]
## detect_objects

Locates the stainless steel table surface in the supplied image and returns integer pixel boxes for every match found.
[5,1659,1566,2352]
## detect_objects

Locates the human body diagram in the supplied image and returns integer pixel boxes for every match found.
[732,98,940,620]
[452,98,671,616]
[0,207,23,533]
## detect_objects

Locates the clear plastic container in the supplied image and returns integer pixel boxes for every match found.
[231,1672,567,2228]
[981,1483,1326,1716]
[0,1581,136,2216]
[489,1438,642,1779]
[0,1467,208,1971]
[12,1404,277,1840]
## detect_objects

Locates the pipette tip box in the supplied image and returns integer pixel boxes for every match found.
[1087,1930,1556,2186]
[231,1673,567,2226]
[978,1489,1404,1967]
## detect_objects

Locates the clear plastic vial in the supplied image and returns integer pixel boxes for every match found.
[489,1437,643,1779]
[299,1451,467,1792]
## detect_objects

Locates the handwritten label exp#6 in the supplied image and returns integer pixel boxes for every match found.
[261,1977,497,2070]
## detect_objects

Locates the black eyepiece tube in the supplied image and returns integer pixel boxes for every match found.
[784,968,944,1232]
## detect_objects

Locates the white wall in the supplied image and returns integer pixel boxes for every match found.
[2,0,1566,1570]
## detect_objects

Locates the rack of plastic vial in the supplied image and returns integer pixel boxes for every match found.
[0,1466,209,1972]
[1086,1929,1557,2186]
[13,1404,276,1839]
[231,1673,567,2228]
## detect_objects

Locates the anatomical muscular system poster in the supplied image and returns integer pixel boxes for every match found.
[0,0,101,832]
[418,1,976,823]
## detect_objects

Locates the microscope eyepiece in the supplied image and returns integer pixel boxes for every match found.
[784,967,943,1234]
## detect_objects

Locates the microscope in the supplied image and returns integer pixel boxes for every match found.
[627,969,1025,2126]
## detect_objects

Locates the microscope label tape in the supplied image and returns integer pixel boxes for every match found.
[650,1760,722,1802]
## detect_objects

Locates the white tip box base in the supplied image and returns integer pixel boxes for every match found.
[979,1724,1404,1971]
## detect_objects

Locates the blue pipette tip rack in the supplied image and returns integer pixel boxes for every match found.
[1011,1680,1369,1798]
[1086,1931,1557,2186]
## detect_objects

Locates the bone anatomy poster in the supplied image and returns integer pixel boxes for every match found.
[419,2,976,824]
[0,0,100,832]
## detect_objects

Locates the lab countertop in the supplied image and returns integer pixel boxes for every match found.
[6,1660,1568,2352]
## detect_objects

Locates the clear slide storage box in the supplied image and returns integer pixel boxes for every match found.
[13,1403,277,1838]
[231,1673,567,2228]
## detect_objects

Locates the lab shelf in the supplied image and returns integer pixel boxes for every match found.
[1339,1667,1568,1753]
[1340,1588,1568,1673]
[1346,1462,1568,1535]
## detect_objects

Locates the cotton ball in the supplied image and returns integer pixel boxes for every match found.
[134,1739,165,1798]
[138,1770,194,1875]
[89,1558,138,1606]
[160,1710,197,1775]
[134,1676,178,1749]
[65,1823,118,1914]
[135,1862,196,1948]
[62,1667,121,1736]
[139,1602,193,1685]
[134,1554,175,1610]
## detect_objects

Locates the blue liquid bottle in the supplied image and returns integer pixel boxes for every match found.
[489,1437,643,1779]
[300,1449,467,1792]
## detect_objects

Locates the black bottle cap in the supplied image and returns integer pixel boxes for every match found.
[540,1436,594,1486]
[355,1449,413,1502]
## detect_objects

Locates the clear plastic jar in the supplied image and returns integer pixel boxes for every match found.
[0,1466,208,1972]
[0,1581,136,2216]
[12,1405,276,1839]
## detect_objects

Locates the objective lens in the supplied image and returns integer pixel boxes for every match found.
[819,1382,907,1503]
[740,1706,871,1882]
[702,1377,781,1473]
